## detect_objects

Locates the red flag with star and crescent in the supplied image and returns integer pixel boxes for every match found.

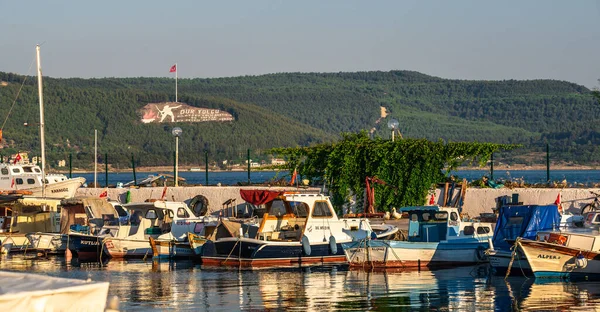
[169,64,177,73]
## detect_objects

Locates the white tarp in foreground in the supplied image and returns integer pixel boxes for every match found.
[0,271,109,311]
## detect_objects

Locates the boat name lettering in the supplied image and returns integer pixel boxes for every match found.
[537,254,561,260]
[81,240,99,246]
[0,177,8,180]
[316,226,330,230]
[51,188,68,193]
[176,221,190,225]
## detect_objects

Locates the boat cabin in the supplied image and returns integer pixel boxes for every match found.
[536,230,600,251]
[59,197,120,235]
[0,197,63,234]
[401,206,493,243]
[245,191,353,243]
[112,201,217,241]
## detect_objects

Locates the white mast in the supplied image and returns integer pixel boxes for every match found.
[36,45,46,197]
[94,129,98,188]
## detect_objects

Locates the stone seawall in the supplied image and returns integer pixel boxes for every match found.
[76,186,599,217]
[75,186,320,216]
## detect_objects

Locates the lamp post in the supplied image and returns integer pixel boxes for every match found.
[172,127,182,187]
[387,119,400,142]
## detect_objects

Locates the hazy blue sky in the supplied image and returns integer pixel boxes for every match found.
[1,1,599,88]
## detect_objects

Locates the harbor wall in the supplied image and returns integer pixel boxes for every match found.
[76,186,599,217]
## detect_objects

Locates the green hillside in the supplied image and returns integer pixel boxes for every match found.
[0,70,597,168]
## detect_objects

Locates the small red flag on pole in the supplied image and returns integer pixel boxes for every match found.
[429,193,436,205]
[169,64,177,73]
[13,153,21,164]
[160,185,168,200]
[554,192,563,213]
[289,169,297,186]
[99,188,108,198]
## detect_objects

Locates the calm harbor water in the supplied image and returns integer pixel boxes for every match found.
[1,254,600,311]
[72,169,600,187]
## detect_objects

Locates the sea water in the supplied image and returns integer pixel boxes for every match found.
[1,254,599,311]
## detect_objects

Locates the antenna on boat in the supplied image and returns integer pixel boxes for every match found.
[36,44,46,197]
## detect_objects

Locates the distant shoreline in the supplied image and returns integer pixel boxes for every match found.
[51,164,599,174]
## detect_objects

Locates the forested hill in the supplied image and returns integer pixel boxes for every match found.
[0,70,597,168]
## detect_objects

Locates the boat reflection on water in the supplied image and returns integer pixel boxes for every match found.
[4,254,600,310]
[341,265,492,310]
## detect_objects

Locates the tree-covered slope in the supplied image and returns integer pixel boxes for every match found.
[0,70,597,168]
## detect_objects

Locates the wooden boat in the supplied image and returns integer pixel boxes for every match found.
[516,230,600,279]
[200,190,371,268]
[0,197,64,252]
[103,200,218,259]
[149,236,197,259]
[487,204,561,275]
[342,205,494,268]
[26,197,120,254]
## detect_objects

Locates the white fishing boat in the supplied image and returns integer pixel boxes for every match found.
[26,197,120,254]
[516,229,600,279]
[0,163,85,198]
[0,45,85,198]
[200,190,373,268]
[343,205,494,268]
[103,200,218,258]
[0,196,63,251]
[0,270,111,311]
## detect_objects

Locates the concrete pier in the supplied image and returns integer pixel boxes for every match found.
[76,186,600,217]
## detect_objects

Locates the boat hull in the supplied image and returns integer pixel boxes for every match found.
[518,239,600,279]
[68,233,105,261]
[149,237,197,259]
[488,249,531,275]
[342,240,489,268]
[22,178,85,199]
[26,233,66,254]
[201,238,348,268]
[104,237,153,259]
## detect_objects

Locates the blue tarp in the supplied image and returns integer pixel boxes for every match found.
[492,204,561,251]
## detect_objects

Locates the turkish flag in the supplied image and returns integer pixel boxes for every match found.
[160,185,168,200]
[99,189,108,198]
[429,193,436,205]
[554,192,562,213]
[169,64,176,73]
[13,153,21,164]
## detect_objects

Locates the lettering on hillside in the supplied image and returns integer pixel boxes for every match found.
[139,102,234,124]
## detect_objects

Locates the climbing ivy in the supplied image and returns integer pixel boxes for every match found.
[271,131,519,211]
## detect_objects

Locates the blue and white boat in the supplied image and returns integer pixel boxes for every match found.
[487,204,561,275]
[343,205,494,268]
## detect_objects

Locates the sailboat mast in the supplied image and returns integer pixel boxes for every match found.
[36,45,46,197]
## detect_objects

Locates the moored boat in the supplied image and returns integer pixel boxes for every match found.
[0,197,64,252]
[342,205,494,268]
[27,197,120,254]
[516,230,600,279]
[200,190,372,268]
[487,204,561,275]
[103,200,218,259]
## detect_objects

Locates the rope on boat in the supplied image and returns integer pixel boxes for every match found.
[99,239,109,267]
[505,237,521,280]
[223,238,241,266]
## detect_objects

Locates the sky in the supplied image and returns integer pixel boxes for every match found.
[1,1,599,88]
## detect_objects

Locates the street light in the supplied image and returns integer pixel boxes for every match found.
[172,127,182,187]
[387,119,400,142]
